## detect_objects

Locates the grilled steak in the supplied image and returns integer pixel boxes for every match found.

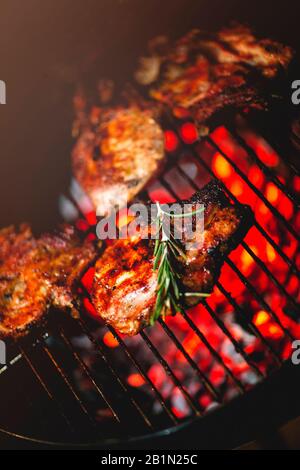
[217,25,293,77]
[92,180,253,335]
[72,105,165,217]
[134,24,293,122]
[0,225,96,338]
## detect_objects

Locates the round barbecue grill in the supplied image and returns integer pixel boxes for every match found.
[1,105,299,449]
[0,0,300,450]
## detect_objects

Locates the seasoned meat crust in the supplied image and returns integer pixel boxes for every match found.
[217,25,293,77]
[72,106,165,217]
[0,225,96,338]
[92,180,253,336]
[134,24,293,122]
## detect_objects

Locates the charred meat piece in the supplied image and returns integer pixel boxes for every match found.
[217,25,293,78]
[135,24,293,121]
[72,105,165,217]
[0,225,96,338]
[92,180,253,335]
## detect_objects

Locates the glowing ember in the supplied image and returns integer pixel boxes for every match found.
[164,130,179,152]
[85,211,97,226]
[127,373,145,387]
[294,176,300,192]
[83,297,97,317]
[81,267,95,292]
[253,310,270,327]
[180,122,198,144]
[212,153,232,179]
[76,219,89,231]
[266,183,279,204]
[248,167,264,188]
[103,331,119,349]
[230,180,244,197]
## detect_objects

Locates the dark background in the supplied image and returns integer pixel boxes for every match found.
[0,0,299,232]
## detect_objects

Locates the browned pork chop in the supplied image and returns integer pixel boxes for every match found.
[135,24,293,122]
[0,225,96,338]
[92,181,253,335]
[72,106,165,217]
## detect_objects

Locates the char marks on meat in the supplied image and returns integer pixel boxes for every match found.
[72,105,165,217]
[0,225,96,338]
[92,181,253,336]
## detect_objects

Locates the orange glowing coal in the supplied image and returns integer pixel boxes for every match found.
[253,310,270,327]
[180,122,198,144]
[127,373,145,387]
[103,331,119,348]
[212,153,232,179]
[164,130,179,152]
[266,183,279,204]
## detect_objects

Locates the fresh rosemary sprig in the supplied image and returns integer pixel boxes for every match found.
[150,203,210,325]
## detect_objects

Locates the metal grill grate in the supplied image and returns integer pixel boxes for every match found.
[0,111,299,447]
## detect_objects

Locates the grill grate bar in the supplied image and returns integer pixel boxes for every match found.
[76,317,153,429]
[58,329,122,424]
[17,344,75,434]
[207,135,300,242]
[215,281,282,365]
[240,111,300,178]
[225,257,294,341]
[251,220,299,277]
[139,330,202,416]
[180,282,270,376]
[177,311,245,393]
[158,318,224,402]
[201,290,267,376]
[240,241,299,311]
[227,123,299,206]
[41,341,97,429]
[106,325,178,425]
